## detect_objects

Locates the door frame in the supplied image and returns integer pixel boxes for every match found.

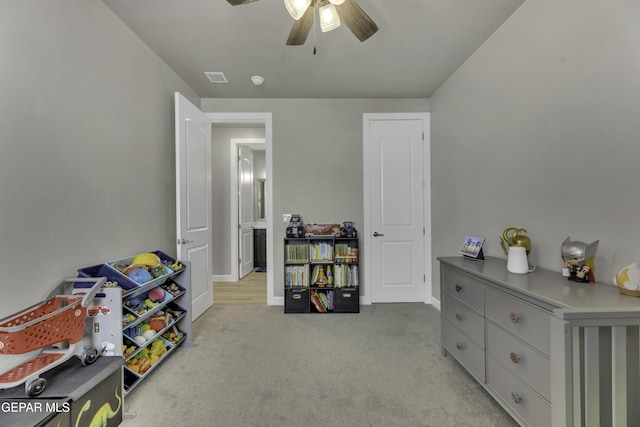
[362,113,432,305]
[230,138,265,281]
[207,113,275,306]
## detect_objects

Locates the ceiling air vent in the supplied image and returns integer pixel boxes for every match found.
[205,71,228,83]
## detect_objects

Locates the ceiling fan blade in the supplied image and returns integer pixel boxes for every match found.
[286,5,315,45]
[335,0,378,42]
[227,0,260,5]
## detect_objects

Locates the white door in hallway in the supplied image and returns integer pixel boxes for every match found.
[175,92,213,320]
[367,117,427,302]
[238,145,254,279]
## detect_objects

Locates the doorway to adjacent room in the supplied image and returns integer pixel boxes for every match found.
[214,269,267,305]
[207,113,274,306]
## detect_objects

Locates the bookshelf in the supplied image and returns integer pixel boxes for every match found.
[284,237,359,313]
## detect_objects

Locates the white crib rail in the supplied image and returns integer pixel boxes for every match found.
[551,307,640,427]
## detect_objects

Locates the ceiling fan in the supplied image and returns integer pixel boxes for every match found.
[227,0,379,46]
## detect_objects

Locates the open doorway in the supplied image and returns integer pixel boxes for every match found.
[231,138,266,281]
[207,113,274,306]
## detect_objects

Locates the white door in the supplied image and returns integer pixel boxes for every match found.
[175,92,213,320]
[238,146,254,278]
[368,118,426,302]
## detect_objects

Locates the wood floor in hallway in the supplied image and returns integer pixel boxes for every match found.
[214,269,267,305]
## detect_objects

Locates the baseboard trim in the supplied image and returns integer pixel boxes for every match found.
[271,296,440,309]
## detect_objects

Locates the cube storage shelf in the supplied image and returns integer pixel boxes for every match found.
[78,251,192,395]
[284,237,359,313]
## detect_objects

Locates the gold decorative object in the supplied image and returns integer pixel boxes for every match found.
[500,227,531,256]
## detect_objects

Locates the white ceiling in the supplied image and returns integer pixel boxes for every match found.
[103,0,524,99]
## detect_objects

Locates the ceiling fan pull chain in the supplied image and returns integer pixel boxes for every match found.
[313,0,317,54]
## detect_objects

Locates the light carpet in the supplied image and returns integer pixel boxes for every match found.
[121,303,518,427]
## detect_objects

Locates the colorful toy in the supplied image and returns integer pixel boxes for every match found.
[124,338,169,374]
[162,326,184,344]
[614,263,640,296]
[170,261,184,271]
[0,277,104,396]
[286,214,304,238]
[161,282,184,296]
[148,287,165,303]
[127,268,152,284]
[131,252,162,267]
[561,237,599,283]
[147,312,172,332]
[340,221,358,238]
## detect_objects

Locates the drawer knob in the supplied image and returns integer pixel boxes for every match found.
[509,312,520,323]
[511,392,522,404]
[455,312,463,321]
[510,352,520,364]
[455,342,465,350]
[455,284,462,292]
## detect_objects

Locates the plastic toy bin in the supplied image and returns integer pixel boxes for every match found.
[78,251,182,291]
[77,263,133,289]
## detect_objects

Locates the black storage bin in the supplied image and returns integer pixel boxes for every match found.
[285,289,310,313]
[335,288,359,313]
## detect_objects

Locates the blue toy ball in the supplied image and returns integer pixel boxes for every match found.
[128,268,152,284]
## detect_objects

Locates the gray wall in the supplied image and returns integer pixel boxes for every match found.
[202,98,430,298]
[430,0,640,300]
[0,0,198,317]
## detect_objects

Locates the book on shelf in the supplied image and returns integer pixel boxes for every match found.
[334,244,358,263]
[285,243,309,263]
[310,241,334,262]
[334,264,358,288]
[310,290,334,312]
[285,264,310,288]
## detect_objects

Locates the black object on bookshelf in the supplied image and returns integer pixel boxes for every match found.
[284,237,359,313]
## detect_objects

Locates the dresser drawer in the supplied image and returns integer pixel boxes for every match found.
[486,322,550,401]
[485,287,550,355]
[443,295,485,349]
[443,319,485,382]
[442,268,485,314]
[486,356,551,427]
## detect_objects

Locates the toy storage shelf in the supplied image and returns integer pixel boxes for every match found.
[78,252,192,396]
[284,237,359,314]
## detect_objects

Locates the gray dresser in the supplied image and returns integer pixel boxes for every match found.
[439,256,640,427]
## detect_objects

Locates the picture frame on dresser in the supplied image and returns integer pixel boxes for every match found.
[459,235,485,260]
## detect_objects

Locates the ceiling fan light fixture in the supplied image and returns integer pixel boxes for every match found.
[328,0,345,4]
[284,0,312,20]
[319,1,341,32]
